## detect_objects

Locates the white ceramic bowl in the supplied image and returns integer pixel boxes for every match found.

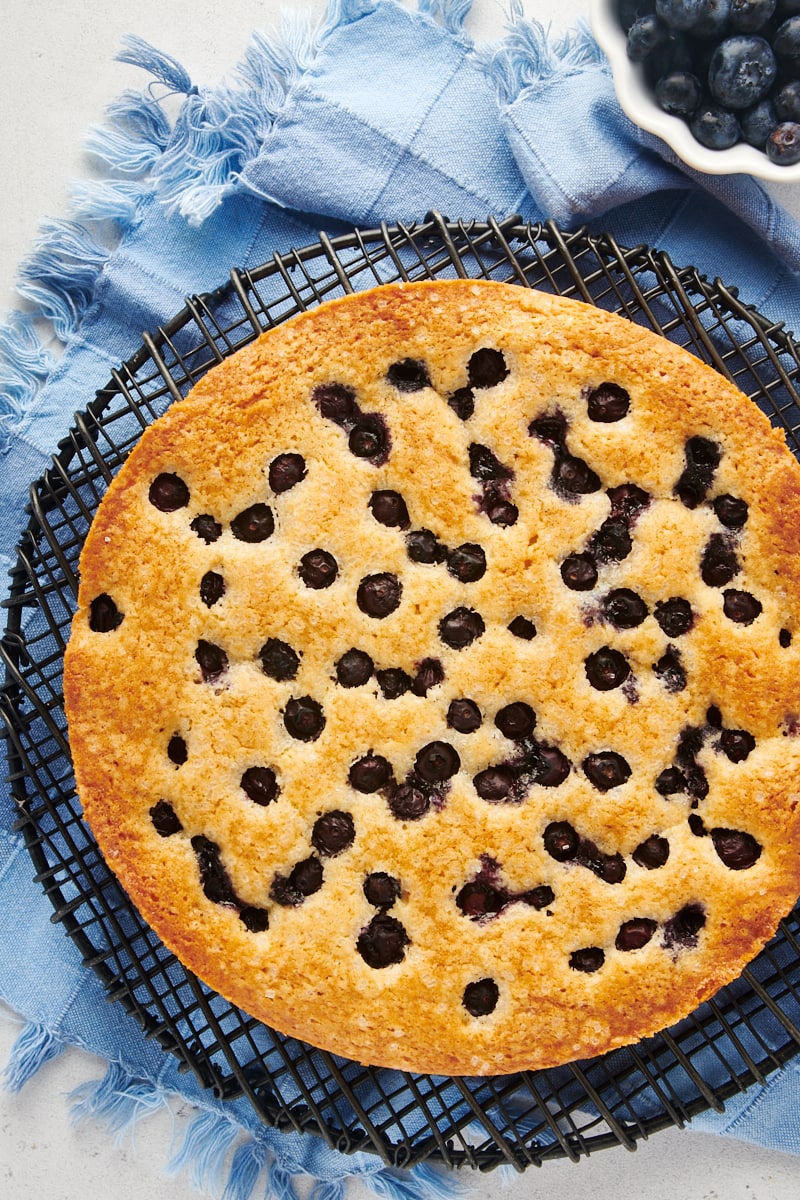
[589,0,800,181]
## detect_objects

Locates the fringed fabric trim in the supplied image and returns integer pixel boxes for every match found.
[474,12,605,107]
[166,1106,243,1194]
[2,1020,65,1093]
[2,1021,462,1200]
[68,1059,168,1136]
[0,0,603,449]
[0,314,55,448]
[418,0,475,38]
[367,1162,466,1200]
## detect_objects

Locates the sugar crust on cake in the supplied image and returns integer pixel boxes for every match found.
[64,280,800,1075]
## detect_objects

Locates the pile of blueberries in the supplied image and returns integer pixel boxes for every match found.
[621,0,800,162]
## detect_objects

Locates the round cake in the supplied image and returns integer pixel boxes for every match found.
[63,279,800,1075]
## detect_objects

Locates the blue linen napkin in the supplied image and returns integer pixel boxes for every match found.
[2,2,800,1194]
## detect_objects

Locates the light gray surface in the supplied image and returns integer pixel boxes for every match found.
[2,3,800,1198]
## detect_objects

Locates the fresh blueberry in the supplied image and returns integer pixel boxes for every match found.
[446,543,487,583]
[644,30,694,83]
[313,382,357,425]
[655,69,703,115]
[675,436,721,507]
[693,0,733,35]
[583,751,632,791]
[473,766,516,802]
[627,13,670,60]
[740,98,778,145]
[191,835,238,907]
[552,451,601,496]
[767,120,800,162]
[720,728,756,761]
[494,702,536,740]
[438,607,485,649]
[690,103,741,148]
[619,0,658,30]
[349,418,387,460]
[415,741,460,783]
[774,80,800,122]
[729,0,776,31]
[561,552,598,591]
[653,647,688,692]
[602,588,648,628]
[448,387,475,420]
[468,442,513,483]
[543,821,579,861]
[773,15,800,74]
[655,0,709,30]
[387,782,430,820]
[593,518,632,563]
[708,37,776,109]
[585,647,630,690]
[701,533,739,587]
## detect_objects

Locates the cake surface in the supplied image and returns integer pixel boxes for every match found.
[64,279,800,1075]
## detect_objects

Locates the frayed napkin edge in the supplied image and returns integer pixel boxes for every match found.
[2,1018,472,1199]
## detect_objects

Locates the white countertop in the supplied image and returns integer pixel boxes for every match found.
[2,3,800,1198]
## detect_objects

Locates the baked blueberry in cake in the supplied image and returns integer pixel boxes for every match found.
[64,280,800,1075]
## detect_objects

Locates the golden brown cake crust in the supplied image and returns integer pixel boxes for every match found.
[64,280,800,1075]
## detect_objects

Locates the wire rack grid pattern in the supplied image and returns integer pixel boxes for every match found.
[2,214,800,1173]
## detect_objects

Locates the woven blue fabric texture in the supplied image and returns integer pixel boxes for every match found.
[1,2,800,1193]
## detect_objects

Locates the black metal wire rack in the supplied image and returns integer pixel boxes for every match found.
[2,213,800,1173]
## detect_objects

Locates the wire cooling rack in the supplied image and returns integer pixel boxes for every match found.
[2,214,800,1173]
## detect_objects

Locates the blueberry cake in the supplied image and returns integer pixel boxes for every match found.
[63,280,800,1075]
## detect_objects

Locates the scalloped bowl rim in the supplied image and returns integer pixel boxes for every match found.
[589,0,800,182]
